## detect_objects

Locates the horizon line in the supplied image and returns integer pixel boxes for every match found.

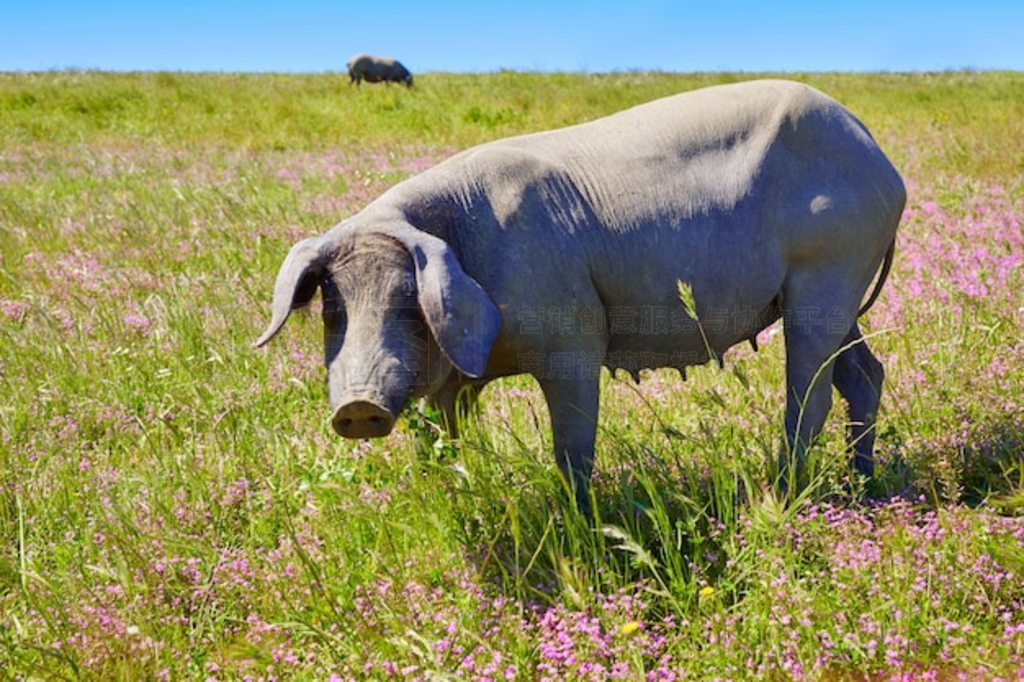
[1,66,1017,75]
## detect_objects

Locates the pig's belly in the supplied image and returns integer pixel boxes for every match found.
[601,286,782,375]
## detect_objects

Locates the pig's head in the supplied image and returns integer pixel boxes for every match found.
[256,221,501,439]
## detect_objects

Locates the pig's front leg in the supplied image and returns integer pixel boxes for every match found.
[538,368,601,516]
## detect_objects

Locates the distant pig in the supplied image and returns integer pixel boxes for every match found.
[257,80,905,512]
[346,54,413,87]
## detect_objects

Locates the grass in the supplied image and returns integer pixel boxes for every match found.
[1,70,1023,679]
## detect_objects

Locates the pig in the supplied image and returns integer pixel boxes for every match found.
[257,79,905,512]
[346,54,414,87]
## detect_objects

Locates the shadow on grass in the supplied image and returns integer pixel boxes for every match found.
[406,399,1024,613]
[875,414,1024,509]
[412,412,798,611]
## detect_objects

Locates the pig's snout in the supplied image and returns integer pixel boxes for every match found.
[331,399,396,439]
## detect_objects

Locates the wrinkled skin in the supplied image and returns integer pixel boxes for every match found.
[258,80,906,513]
[346,53,413,87]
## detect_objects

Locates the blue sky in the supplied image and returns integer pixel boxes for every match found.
[3,1,1023,73]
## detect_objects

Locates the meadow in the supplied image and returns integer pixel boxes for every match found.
[1,70,1023,679]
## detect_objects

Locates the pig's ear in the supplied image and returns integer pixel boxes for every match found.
[255,235,331,347]
[393,228,500,378]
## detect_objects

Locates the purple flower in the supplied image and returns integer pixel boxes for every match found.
[122,312,151,333]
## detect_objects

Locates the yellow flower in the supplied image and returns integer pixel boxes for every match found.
[699,586,715,598]
[619,621,641,636]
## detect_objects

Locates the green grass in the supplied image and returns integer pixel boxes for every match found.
[1,71,1023,679]
[2,70,1023,174]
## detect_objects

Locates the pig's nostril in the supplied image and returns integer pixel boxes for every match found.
[332,400,395,438]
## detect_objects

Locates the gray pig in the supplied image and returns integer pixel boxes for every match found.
[257,80,905,512]
[346,54,413,87]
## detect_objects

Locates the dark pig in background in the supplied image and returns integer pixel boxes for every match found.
[346,53,413,87]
